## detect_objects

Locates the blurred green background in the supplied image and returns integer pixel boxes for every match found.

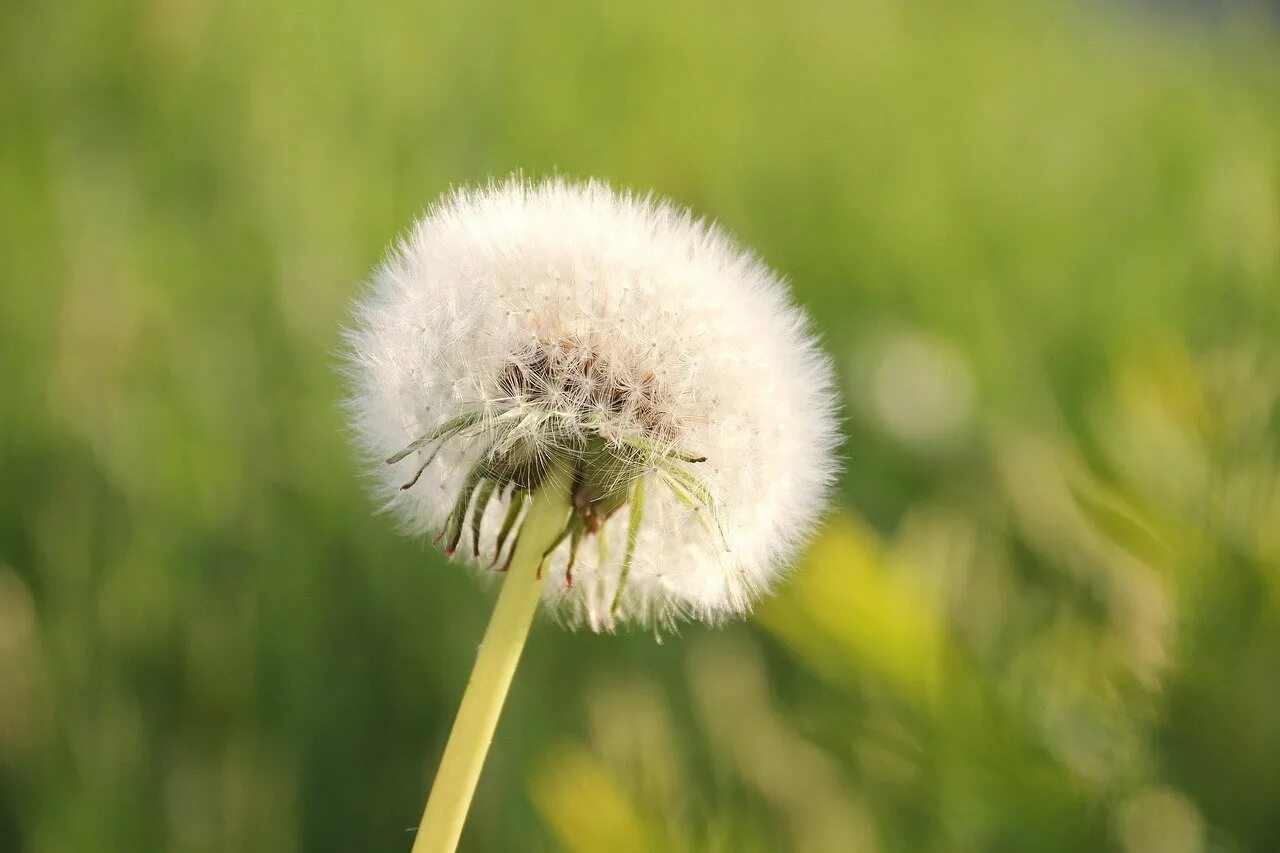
[3,0,1280,850]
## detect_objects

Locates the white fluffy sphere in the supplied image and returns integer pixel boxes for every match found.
[347,177,839,629]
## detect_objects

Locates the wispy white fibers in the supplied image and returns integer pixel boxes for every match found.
[346,177,839,630]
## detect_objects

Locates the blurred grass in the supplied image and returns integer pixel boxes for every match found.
[2,0,1280,850]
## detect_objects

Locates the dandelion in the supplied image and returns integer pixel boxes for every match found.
[345,176,839,851]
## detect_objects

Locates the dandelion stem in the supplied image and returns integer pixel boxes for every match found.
[413,460,572,853]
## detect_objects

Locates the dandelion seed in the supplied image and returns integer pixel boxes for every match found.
[348,176,839,629]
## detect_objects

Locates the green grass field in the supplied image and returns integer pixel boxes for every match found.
[3,1,1280,850]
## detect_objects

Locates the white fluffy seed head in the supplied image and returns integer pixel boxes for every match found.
[346,177,839,630]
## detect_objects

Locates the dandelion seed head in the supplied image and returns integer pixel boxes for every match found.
[346,176,839,629]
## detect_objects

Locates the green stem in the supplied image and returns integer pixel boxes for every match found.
[412,461,573,853]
